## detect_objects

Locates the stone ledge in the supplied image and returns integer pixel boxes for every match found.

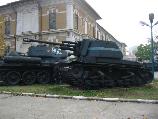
[1,91,158,104]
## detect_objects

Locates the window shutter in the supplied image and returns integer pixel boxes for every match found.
[93,26,95,38]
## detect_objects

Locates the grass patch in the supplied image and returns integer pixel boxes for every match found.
[0,80,158,100]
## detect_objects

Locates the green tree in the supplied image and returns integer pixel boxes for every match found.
[135,44,151,61]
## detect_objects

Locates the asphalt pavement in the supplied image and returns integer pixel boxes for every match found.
[0,94,158,119]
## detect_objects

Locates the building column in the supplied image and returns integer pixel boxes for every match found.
[66,0,73,30]
[66,0,75,41]
[85,19,88,34]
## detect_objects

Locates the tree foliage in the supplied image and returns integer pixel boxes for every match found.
[135,44,151,61]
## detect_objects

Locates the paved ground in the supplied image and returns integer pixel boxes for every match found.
[0,94,158,119]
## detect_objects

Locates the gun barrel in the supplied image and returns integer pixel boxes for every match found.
[23,38,62,45]
[23,38,76,51]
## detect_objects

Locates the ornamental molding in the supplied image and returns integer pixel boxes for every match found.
[38,0,67,7]
[0,6,15,15]
[0,0,74,16]
[16,4,39,13]
[73,0,101,20]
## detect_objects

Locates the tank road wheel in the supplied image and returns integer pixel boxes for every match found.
[0,72,5,81]
[0,72,7,85]
[137,70,153,84]
[121,71,135,87]
[103,73,115,88]
[68,66,84,86]
[116,79,124,87]
[118,71,135,87]
[22,71,36,85]
[104,80,115,88]
[143,71,153,83]
[37,71,50,84]
[82,70,104,89]
[6,71,21,85]
[71,66,83,79]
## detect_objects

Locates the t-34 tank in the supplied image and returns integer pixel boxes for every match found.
[0,39,69,85]
[0,38,153,89]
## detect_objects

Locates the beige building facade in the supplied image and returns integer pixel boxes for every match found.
[0,0,126,54]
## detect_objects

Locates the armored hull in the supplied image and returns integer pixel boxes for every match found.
[0,58,54,85]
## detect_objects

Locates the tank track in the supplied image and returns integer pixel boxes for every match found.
[0,66,52,85]
[0,64,67,86]
[65,63,153,89]
[0,63,153,90]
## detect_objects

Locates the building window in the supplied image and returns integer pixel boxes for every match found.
[49,10,56,30]
[106,35,109,41]
[5,20,11,35]
[74,13,78,30]
[93,26,95,38]
[97,31,99,39]
[101,34,104,40]
[81,18,84,25]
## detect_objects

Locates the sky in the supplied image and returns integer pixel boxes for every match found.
[86,0,158,49]
[0,0,158,48]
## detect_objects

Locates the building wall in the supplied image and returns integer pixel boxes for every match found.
[0,0,125,54]
[73,4,96,38]
[16,3,39,35]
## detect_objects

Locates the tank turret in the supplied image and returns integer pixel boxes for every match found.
[23,38,70,59]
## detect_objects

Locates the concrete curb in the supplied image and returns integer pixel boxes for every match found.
[1,91,158,104]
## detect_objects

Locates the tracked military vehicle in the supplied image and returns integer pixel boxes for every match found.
[0,38,153,89]
[0,39,69,85]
